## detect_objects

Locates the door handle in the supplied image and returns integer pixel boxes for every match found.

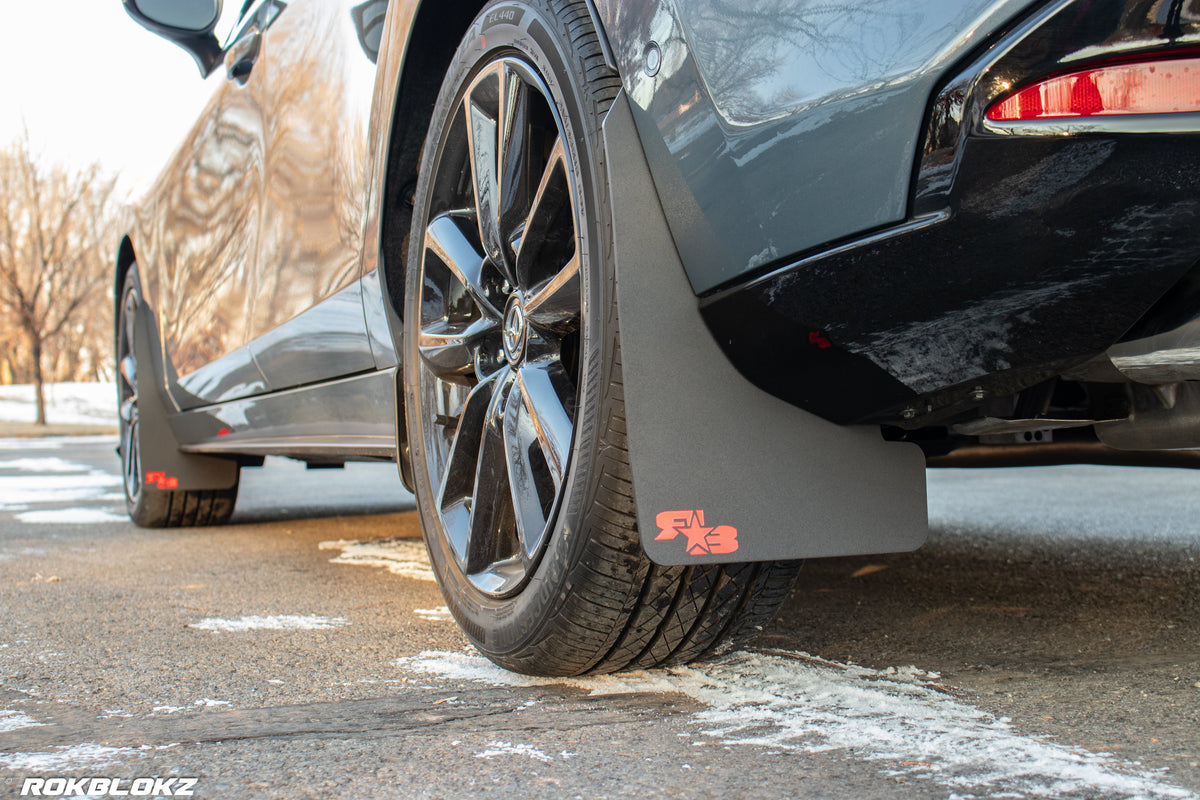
[225,29,262,85]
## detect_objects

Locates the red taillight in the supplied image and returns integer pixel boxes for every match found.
[986,57,1200,121]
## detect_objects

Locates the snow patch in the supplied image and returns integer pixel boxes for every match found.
[398,651,555,688]
[397,650,691,696]
[0,744,132,772]
[0,435,117,452]
[399,650,1193,799]
[0,438,63,451]
[0,474,122,509]
[475,741,554,763]
[0,710,44,732]
[414,606,452,621]
[16,508,125,524]
[194,698,230,707]
[192,615,348,632]
[0,457,91,473]
[319,538,435,582]
[0,382,115,425]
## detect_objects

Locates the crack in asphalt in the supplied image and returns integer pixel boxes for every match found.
[0,687,692,754]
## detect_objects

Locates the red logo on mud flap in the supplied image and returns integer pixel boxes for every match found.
[654,510,738,556]
[144,471,179,490]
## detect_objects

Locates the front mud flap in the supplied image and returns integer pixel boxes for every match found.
[602,95,928,566]
[132,303,238,492]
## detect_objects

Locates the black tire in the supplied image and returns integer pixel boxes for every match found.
[403,0,800,676]
[117,266,239,528]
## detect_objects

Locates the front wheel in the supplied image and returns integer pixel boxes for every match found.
[403,0,800,676]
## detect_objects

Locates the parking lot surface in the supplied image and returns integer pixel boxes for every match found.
[1,436,1198,798]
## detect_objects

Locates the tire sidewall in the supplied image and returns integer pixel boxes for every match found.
[404,0,616,656]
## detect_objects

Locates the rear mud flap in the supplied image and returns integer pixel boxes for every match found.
[132,303,239,492]
[603,95,928,565]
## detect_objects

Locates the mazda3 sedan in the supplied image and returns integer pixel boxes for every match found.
[118,0,1200,675]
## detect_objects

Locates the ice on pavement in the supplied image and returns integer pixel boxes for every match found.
[0,457,94,472]
[319,537,436,582]
[0,474,121,509]
[475,741,555,763]
[399,649,1194,800]
[192,615,349,632]
[16,508,125,524]
[0,435,115,451]
[0,744,133,772]
[0,446,125,522]
[0,711,44,732]
[414,606,453,621]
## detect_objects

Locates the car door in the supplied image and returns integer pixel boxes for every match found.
[135,4,270,407]
[242,0,381,390]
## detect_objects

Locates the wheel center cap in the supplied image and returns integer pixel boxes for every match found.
[502,296,528,365]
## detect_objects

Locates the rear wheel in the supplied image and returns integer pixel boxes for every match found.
[403,0,800,675]
[117,266,238,528]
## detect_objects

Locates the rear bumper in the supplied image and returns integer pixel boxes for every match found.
[699,0,1200,426]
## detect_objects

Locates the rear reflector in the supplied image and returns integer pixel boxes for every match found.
[986,57,1200,121]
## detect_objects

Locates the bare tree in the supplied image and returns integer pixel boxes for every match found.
[0,134,119,424]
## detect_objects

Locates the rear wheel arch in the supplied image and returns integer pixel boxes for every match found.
[378,0,617,335]
[379,0,491,333]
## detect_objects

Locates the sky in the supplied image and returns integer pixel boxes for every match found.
[0,2,238,195]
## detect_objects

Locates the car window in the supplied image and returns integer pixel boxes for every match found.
[210,2,250,47]
[223,0,286,47]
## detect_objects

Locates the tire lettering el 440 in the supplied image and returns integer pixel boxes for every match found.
[145,471,179,490]
[654,510,739,556]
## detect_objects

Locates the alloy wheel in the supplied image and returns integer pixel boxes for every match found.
[118,286,142,501]
[414,56,583,597]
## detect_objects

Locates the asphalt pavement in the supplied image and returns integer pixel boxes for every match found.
[0,436,1198,799]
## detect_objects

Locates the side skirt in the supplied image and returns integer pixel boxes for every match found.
[173,369,398,461]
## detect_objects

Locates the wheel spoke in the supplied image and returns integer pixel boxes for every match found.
[516,360,575,487]
[503,379,550,563]
[417,317,496,379]
[525,252,580,329]
[123,292,137,354]
[122,412,139,496]
[119,355,137,395]
[498,64,531,257]
[436,372,501,566]
[515,139,572,287]
[437,373,498,508]
[425,214,500,319]
[465,376,517,574]
[465,72,506,273]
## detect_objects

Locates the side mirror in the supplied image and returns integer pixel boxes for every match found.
[122,0,224,77]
